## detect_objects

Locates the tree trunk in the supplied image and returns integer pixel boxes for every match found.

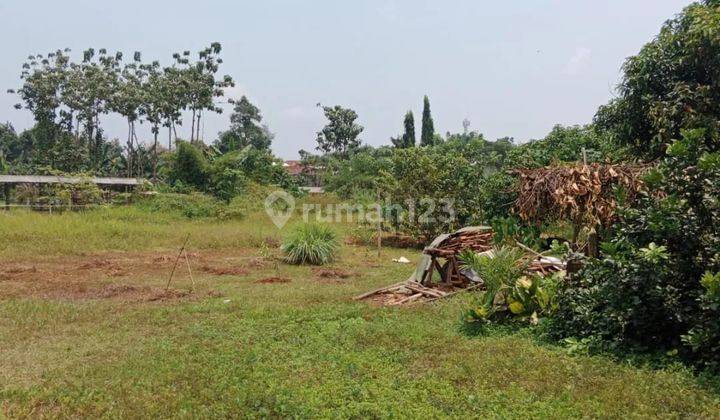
[127,120,134,178]
[196,111,202,142]
[587,226,599,258]
[153,128,159,182]
[190,109,196,143]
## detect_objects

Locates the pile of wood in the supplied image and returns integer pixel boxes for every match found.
[354,279,474,306]
[419,226,493,286]
[527,256,565,276]
[356,226,494,306]
[514,163,648,228]
[424,227,494,257]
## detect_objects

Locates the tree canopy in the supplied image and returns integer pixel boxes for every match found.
[315,105,364,156]
[595,0,720,159]
[420,95,435,146]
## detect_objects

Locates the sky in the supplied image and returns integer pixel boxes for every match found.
[0,0,694,159]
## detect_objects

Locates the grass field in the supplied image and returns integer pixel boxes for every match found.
[1,205,719,418]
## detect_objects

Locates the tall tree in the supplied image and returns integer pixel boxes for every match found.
[66,48,121,168]
[140,60,165,180]
[391,111,416,148]
[215,95,273,152]
[176,43,234,143]
[109,51,146,177]
[315,105,363,156]
[420,95,435,146]
[159,65,185,150]
[594,0,720,159]
[10,49,71,163]
[403,111,416,147]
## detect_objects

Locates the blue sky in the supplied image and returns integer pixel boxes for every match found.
[0,0,693,158]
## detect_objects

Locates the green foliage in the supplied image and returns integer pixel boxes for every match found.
[215,96,273,152]
[594,0,720,159]
[315,105,364,156]
[391,111,416,149]
[168,141,209,189]
[323,150,392,198]
[380,147,484,240]
[460,247,559,325]
[420,95,435,146]
[551,129,720,370]
[7,44,234,179]
[504,125,619,168]
[46,178,104,206]
[489,216,543,250]
[281,224,339,265]
[136,192,241,220]
[682,271,720,371]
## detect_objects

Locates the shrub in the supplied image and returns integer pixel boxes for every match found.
[550,129,720,371]
[281,224,339,265]
[208,147,300,201]
[460,247,560,326]
[135,192,241,220]
[379,148,484,240]
[167,141,209,190]
[324,151,392,199]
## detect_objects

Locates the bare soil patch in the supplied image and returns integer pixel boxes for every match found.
[254,276,291,284]
[42,283,191,302]
[0,249,256,300]
[200,265,249,276]
[313,268,355,279]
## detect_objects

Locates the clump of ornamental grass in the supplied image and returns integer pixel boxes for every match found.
[281,224,339,265]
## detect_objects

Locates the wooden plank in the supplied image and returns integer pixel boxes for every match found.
[353,280,408,300]
[391,293,423,305]
[404,282,446,298]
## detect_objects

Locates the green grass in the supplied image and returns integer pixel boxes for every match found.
[0,204,718,418]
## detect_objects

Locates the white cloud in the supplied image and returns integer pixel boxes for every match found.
[563,47,592,75]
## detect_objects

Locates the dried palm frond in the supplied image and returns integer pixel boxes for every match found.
[514,163,649,228]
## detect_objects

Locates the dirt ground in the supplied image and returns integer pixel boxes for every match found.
[0,249,266,302]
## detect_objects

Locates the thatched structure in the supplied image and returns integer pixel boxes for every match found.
[514,163,648,255]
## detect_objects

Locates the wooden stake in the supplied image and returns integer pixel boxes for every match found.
[166,234,190,290]
[184,249,195,291]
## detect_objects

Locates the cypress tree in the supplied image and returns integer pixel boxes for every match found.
[420,95,435,146]
[402,111,416,148]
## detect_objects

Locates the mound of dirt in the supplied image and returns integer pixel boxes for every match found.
[206,290,225,298]
[200,265,249,276]
[313,268,354,279]
[49,284,192,302]
[76,259,126,277]
[0,265,37,280]
[246,257,270,269]
[254,276,291,284]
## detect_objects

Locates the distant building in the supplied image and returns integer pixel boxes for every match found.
[283,160,323,187]
[283,160,304,177]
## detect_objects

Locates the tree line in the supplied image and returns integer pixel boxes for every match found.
[3,44,238,178]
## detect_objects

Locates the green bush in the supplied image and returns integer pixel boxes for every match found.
[460,247,559,326]
[324,150,392,198]
[136,192,241,220]
[380,147,484,240]
[281,224,339,265]
[550,129,720,371]
[167,141,209,190]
